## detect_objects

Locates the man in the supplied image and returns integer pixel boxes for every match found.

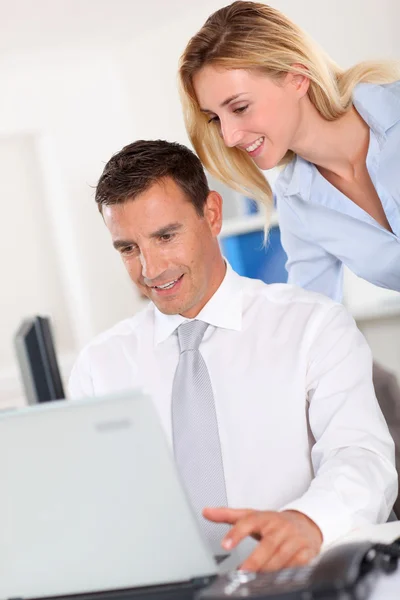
[69,139,397,572]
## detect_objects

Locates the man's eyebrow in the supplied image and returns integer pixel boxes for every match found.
[200,93,246,113]
[150,223,183,238]
[113,239,136,250]
[112,224,183,249]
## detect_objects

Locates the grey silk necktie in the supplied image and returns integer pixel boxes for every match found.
[171,320,229,551]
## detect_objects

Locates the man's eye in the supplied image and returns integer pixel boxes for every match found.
[160,233,174,242]
[120,246,136,255]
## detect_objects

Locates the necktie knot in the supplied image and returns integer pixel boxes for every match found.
[177,320,209,353]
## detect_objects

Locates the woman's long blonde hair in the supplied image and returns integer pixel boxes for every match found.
[179,1,399,224]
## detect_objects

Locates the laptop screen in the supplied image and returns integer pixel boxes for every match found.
[0,393,219,599]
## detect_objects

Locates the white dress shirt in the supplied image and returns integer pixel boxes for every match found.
[69,264,397,547]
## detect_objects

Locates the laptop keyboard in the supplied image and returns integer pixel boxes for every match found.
[214,554,230,565]
[31,577,216,600]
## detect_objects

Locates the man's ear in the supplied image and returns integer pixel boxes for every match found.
[204,190,223,236]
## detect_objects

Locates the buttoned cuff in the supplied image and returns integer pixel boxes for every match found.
[279,492,354,549]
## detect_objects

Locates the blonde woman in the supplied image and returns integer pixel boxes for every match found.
[179,1,400,301]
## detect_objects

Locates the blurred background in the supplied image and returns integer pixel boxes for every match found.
[0,0,399,407]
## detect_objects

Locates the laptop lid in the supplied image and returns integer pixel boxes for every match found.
[0,392,218,600]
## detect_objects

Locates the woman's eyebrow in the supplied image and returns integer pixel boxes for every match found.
[220,93,246,107]
[200,93,247,113]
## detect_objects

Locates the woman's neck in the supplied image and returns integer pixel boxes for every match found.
[289,98,370,181]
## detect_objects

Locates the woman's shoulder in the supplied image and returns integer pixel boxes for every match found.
[380,79,400,94]
[353,79,400,138]
[381,79,400,105]
[353,79,400,108]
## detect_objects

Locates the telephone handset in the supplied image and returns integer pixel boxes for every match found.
[195,537,400,599]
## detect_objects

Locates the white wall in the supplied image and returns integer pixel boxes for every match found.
[0,48,143,405]
[0,0,399,406]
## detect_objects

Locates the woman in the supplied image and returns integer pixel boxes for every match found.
[179,1,400,301]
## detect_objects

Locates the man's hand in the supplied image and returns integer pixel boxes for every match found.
[203,507,323,572]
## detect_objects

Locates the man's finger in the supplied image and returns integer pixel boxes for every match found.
[202,506,254,524]
[236,524,293,571]
[283,547,317,569]
[260,537,309,571]
[221,512,279,550]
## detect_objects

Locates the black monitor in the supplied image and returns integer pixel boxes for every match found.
[14,316,65,404]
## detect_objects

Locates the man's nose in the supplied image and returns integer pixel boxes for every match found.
[140,248,164,282]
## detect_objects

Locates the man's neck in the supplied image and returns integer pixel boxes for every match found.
[180,257,227,320]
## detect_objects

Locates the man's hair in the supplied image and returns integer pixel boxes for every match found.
[95,139,210,216]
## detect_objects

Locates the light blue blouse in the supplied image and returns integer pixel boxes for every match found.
[275,80,400,302]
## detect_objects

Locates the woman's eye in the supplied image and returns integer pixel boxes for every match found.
[207,115,220,124]
[233,105,248,114]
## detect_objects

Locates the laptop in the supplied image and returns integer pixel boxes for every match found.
[0,392,239,600]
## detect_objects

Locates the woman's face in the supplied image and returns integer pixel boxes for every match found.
[193,66,309,170]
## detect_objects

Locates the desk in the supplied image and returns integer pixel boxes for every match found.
[371,568,400,599]
[222,523,400,598]
[328,521,400,599]
[326,520,400,547]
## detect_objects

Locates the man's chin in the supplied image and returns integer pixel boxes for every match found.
[155,304,181,316]
[152,296,186,316]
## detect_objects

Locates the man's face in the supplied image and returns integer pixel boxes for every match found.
[102,177,224,318]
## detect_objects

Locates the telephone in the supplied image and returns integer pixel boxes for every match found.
[195,537,400,600]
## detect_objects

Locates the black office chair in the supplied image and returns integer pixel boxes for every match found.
[373,362,400,519]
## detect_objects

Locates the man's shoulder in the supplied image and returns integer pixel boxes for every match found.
[78,303,153,359]
[242,277,341,313]
[68,304,155,398]
[266,282,338,308]
[241,278,355,347]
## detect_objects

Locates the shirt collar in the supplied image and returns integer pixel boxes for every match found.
[285,154,313,199]
[282,82,400,200]
[353,82,400,139]
[153,261,243,346]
